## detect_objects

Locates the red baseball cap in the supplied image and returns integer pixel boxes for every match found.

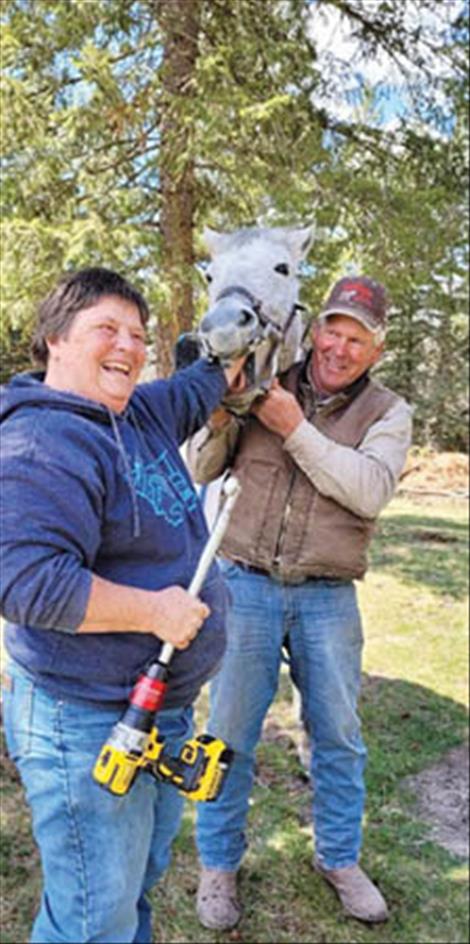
[320,276,387,334]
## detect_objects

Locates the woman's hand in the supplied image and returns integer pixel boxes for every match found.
[151,587,210,649]
[208,355,247,430]
[223,356,247,391]
[78,576,210,647]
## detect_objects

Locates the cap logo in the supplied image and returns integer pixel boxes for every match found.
[338,282,374,308]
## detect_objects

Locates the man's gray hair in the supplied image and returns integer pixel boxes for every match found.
[317,313,386,346]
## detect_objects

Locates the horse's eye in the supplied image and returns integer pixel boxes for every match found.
[205,272,213,284]
[274,263,289,276]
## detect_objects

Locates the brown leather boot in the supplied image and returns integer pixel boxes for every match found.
[196,867,241,930]
[314,860,389,923]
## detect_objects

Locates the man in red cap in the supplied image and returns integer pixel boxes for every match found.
[188,275,412,930]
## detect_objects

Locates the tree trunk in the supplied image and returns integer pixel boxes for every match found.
[155,0,202,376]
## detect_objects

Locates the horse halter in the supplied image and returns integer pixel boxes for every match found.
[213,283,304,349]
[204,284,307,416]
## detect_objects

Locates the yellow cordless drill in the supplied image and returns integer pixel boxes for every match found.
[93,476,240,801]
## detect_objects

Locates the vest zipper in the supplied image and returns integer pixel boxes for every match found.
[272,392,317,570]
[272,468,297,569]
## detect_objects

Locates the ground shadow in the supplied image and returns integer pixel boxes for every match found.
[370,512,469,600]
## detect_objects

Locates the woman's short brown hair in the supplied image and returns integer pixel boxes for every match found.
[31,267,150,367]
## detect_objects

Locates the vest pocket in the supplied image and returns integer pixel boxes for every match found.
[228,459,282,559]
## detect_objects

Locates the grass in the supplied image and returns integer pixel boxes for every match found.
[1,495,468,943]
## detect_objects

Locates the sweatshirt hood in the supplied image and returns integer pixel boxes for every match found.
[0,371,112,425]
[1,371,142,536]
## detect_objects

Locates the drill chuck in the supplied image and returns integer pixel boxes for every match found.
[92,662,168,796]
[92,720,165,796]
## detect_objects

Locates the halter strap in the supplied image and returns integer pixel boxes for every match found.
[215,285,261,314]
[215,284,303,343]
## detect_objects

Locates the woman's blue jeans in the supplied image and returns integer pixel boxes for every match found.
[2,659,191,944]
[196,562,367,872]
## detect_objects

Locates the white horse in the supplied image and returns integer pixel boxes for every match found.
[191,224,314,775]
[195,223,314,414]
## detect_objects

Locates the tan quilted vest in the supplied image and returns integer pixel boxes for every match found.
[220,363,399,581]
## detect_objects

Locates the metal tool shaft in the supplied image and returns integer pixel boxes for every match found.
[159,476,241,666]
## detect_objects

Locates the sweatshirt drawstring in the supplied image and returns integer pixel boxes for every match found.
[108,409,141,538]
[128,405,150,457]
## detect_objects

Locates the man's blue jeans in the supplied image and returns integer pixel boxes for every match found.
[197,562,367,872]
[2,659,191,944]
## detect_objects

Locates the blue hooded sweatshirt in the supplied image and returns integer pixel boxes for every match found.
[0,360,229,709]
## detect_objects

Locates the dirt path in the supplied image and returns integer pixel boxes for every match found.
[399,449,468,495]
[403,743,469,859]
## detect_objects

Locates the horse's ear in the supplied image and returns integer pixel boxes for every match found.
[286,224,314,262]
[202,227,229,256]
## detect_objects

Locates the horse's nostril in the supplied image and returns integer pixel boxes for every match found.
[240,309,255,326]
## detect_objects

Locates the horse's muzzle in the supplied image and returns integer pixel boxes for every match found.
[198,295,261,364]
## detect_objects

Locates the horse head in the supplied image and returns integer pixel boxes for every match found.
[197,224,313,414]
